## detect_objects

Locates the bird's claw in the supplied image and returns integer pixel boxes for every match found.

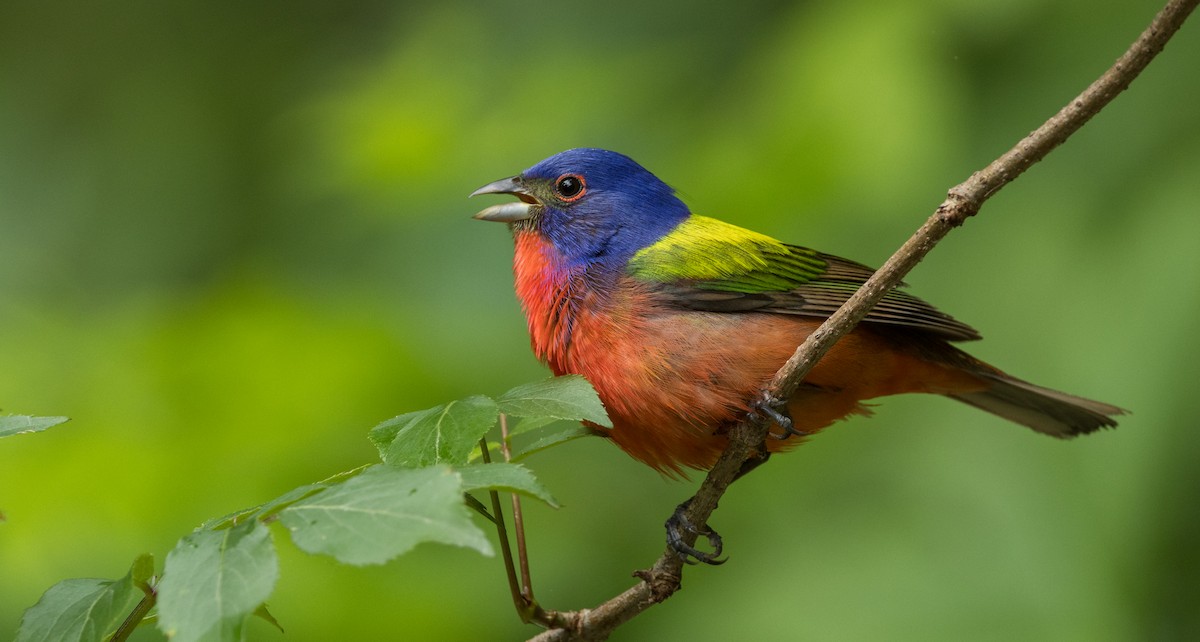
[665,500,726,565]
[750,396,809,440]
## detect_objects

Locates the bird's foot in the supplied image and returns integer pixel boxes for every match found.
[665,500,726,566]
[750,396,809,440]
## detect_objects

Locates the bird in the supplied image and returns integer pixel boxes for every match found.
[471,148,1124,482]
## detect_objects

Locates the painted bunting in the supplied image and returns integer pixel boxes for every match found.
[472,148,1123,479]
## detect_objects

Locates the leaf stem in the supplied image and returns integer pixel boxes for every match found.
[481,424,568,628]
[478,436,527,619]
[500,414,535,602]
[110,582,156,642]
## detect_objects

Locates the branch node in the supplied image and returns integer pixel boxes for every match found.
[633,563,683,603]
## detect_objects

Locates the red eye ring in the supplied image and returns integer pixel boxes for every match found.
[554,173,587,202]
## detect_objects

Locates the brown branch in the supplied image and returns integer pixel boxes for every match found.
[527,1,1198,639]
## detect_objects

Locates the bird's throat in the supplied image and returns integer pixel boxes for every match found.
[512,232,582,371]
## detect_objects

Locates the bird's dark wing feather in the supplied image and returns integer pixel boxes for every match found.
[627,216,981,341]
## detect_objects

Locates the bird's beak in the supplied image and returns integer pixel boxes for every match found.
[470,176,539,222]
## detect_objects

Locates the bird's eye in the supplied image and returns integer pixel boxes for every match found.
[554,174,586,202]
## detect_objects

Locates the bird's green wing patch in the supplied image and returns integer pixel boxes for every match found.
[628,215,980,341]
[627,215,827,292]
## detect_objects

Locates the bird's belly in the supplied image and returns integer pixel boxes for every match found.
[562,310,826,474]
[557,308,983,475]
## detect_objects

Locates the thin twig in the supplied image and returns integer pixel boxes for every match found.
[110,584,156,642]
[526,1,1198,639]
[486,422,568,629]
[500,414,536,603]
[478,436,527,619]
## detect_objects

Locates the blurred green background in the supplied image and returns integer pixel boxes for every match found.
[2,0,1198,640]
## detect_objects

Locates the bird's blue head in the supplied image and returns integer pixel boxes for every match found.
[471,148,691,268]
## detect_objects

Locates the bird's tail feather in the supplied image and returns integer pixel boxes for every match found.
[949,372,1125,438]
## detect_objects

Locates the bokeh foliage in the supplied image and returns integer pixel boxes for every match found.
[2,1,1198,640]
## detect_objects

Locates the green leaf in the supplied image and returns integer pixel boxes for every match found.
[196,507,259,532]
[130,552,155,586]
[200,464,372,530]
[250,482,332,521]
[462,493,495,523]
[157,520,279,642]
[280,464,491,565]
[0,415,69,439]
[252,604,284,633]
[467,440,502,463]
[503,415,563,438]
[495,375,612,428]
[512,425,593,461]
[369,396,498,467]
[16,554,150,642]
[247,468,366,525]
[457,463,559,507]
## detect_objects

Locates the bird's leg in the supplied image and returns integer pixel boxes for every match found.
[664,444,772,565]
[750,395,810,440]
[665,498,726,565]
